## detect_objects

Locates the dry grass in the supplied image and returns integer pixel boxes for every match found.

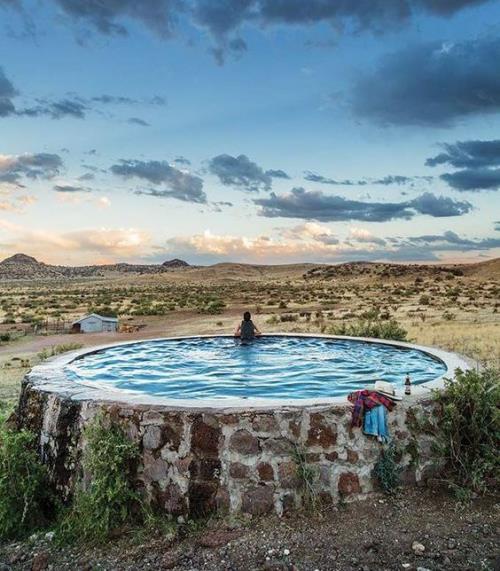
[408,321,500,367]
[0,363,29,406]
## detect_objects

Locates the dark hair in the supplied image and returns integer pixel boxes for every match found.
[243,311,251,322]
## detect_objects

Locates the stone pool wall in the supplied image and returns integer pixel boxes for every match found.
[16,378,439,517]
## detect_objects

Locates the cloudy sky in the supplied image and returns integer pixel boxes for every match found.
[1,0,499,265]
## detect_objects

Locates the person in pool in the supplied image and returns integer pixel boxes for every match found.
[234,311,262,341]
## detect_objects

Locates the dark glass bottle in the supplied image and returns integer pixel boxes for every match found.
[405,373,411,395]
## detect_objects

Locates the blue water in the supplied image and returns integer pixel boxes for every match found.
[64,336,447,400]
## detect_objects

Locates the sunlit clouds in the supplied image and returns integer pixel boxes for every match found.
[0,0,499,265]
[0,220,151,264]
[160,227,412,264]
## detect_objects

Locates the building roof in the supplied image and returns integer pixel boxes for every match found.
[72,313,118,325]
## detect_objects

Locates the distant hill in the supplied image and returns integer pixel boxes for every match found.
[2,253,38,265]
[0,253,64,280]
[0,253,192,280]
[0,253,498,282]
[162,258,190,268]
[303,259,500,281]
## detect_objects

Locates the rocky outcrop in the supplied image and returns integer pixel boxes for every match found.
[16,375,440,517]
[162,258,190,268]
[0,253,64,280]
[0,253,191,280]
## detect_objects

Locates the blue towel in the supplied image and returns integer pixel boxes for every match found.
[363,404,390,443]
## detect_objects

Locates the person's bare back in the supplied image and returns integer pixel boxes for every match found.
[234,311,261,340]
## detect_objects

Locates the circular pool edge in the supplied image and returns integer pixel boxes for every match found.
[25,334,472,410]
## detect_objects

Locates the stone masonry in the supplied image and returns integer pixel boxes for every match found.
[16,377,440,517]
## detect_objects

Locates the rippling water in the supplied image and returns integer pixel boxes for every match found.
[64,336,447,400]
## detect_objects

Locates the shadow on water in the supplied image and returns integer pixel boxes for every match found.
[231,337,263,397]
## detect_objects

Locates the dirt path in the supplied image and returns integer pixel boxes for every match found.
[0,309,249,360]
[1,488,498,570]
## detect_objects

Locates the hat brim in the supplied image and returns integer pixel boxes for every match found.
[378,391,402,401]
[365,385,402,401]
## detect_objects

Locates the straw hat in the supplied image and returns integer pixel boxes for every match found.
[367,380,402,401]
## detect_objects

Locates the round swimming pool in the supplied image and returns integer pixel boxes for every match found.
[64,335,447,401]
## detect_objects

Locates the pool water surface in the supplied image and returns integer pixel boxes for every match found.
[64,336,447,400]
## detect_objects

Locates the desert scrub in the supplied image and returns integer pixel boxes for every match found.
[0,423,53,540]
[373,443,402,494]
[37,342,83,361]
[329,319,407,341]
[293,445,319,509]
[280,313,299,322]
[432,368,499,499]
[197,298,226,314]
[0,333,11,343]
[58,414,140,544]
[87,305,118,318]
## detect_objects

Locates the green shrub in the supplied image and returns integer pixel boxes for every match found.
[280,313,298,323]
[293,445,319,509]
[88,306,118,318]
[330,319,407,341]
[359,307,380,320]
[0,427,52,539]
[433,368,499,498]
[58,414,140,544]
[197,299,226,314]
[38,343,83,361]
[373,443,402,494]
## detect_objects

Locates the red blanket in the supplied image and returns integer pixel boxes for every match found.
[347,390,396,428]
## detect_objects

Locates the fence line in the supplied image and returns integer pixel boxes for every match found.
[33,319,72,335]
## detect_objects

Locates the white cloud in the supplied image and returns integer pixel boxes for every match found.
[0,220,152,264]
[0,155,18,171]
[97,196,111,208]
[280,222,336,242]
[349,227,386,245]
[161,228,375,264]
[0,194,37,213]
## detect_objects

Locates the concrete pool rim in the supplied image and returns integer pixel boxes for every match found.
[25,333,472,411]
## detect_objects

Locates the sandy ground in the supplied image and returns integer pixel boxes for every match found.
[0,311,239,357]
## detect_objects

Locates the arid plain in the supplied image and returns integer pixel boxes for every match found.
[1,254,498,407]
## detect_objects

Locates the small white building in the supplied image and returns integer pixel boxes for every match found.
[72,313,118,333]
